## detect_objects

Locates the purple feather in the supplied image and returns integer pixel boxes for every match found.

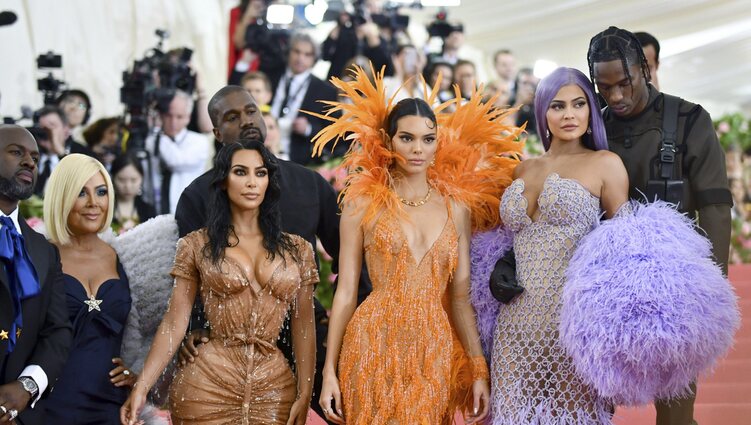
[560,201,740,406]
[470,226,514,359]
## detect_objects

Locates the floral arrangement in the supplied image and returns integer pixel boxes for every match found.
[309,157,346,310]
[715,113,750,151]
[730,217,751,264]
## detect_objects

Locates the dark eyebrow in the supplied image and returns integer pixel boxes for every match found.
[231,164,248,170]
[255,165,267,170]
[95,184,107,189]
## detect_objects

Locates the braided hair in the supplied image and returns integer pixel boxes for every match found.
[587,26,651,92]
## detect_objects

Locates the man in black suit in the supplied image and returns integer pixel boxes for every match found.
[33,106,95,196]
[0,125,72,425]
[270,32,340,165]
[175,86,370,423]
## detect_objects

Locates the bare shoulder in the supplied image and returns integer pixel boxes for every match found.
[584,150,626,174]
[514,157,538,179]
[446,196,471,227]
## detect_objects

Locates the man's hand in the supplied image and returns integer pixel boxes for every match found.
[178,328,209,367]
[0,381,32,423]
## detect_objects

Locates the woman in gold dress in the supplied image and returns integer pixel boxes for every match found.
[312,67,523,424]
[120,140,317,425]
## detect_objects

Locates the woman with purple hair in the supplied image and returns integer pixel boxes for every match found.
[480,67,738,424]
[489,67,627,424]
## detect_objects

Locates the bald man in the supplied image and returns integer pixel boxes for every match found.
[0,125,71,425]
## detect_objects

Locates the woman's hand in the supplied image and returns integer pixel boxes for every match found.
[464,379,490,424]
[285,397,310,425]
[119,385,147,425]
[319,371,345,424]
[110,357,138,388]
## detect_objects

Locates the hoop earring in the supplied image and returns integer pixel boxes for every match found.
[586,126,592,135]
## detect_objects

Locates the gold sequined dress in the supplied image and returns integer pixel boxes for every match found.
[168,230,318,425]
[492,174,612,424]
[338,206,459,424]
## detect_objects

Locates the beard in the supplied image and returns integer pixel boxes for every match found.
[0,174,35,201]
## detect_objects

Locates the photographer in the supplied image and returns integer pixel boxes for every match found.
[227,0,287,88]
[270,33,338,165]
[427,20,489,84]
[322,2,394,80]
[33,106,95,196]
[145,90,210,214]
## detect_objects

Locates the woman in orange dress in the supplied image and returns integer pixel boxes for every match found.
[120,140,317,425]
[312,68,522,424]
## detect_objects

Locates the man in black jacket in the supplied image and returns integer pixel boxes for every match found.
[175,86,369,423]
[269,33,340,165]
[588,26,732,425]
[0,125,72,425]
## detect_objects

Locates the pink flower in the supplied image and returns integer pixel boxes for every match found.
[328,273,337,283]
[25,218,47,236]
[743,222,751,235]
[717,121,730,134]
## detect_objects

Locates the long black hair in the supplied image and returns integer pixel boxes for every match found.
[203,138,296,265]
[587,26,651,91]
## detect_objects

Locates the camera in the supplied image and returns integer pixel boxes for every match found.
[345,0,409,32]
[120,30,196,147]
[244,20,290,58]
[36,51,67,105]
[427,20,463,39]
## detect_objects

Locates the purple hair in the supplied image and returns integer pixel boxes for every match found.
[535,67,608,152]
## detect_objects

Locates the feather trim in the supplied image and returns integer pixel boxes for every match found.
[307,64,524,231]
[561,201,740,405]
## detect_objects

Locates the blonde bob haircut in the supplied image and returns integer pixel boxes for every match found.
[43,154,114,245]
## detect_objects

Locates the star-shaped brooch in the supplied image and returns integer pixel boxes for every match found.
[84,294,103,312]
[0,329,8,340]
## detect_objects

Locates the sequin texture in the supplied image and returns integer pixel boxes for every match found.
[338,209,459,424]
[168,230,319,425]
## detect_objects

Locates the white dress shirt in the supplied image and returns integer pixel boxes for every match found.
[146,128,210,214]
[0,207,48,407]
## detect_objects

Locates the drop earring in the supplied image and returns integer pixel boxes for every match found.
[546,129,551,139]
[587,126,592,135]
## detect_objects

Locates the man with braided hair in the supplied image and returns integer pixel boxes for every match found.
[587,25,732,425]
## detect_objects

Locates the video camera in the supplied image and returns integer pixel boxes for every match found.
[120,29,195,149]
[347,0,410,32]
[427,11,463,39]
[36,51,67,105]
[245,19,290,61]
[120,29,196,116]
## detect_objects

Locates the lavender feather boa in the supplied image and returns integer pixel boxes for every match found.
[560,201,740,406]
[470,226,514,359]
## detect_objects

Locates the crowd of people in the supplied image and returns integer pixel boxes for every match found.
[0,1,743,425]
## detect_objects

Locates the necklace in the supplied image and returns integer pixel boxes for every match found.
[398,187,432,207]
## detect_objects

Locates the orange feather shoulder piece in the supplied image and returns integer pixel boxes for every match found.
[307,65,524,231]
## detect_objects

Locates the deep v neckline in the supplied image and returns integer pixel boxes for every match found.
[517,173,599,223]
[64,259,124,300]
[392,213,452,267]
[223,255,285,293]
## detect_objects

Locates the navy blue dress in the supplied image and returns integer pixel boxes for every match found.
[44,260,132,424]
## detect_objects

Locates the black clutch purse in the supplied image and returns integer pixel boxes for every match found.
[489,249,523,304]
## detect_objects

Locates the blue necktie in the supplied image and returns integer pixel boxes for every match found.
[0,216,41,352]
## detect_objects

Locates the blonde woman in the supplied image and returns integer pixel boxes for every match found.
[42,154,135,424]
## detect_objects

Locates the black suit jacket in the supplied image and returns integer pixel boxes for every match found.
[0,217,72,425]
[280,76,340,166]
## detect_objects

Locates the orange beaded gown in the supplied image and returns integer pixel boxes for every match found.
[338,207,459,424]
[167,230,318,425]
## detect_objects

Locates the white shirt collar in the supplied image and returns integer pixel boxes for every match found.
[0,206,21,233]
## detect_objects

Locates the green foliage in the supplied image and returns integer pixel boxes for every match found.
[714,113,751,151]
